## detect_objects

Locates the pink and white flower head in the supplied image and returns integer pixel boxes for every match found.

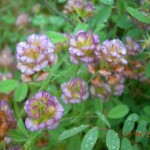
[96,39,127,65]
[16,34,57,82]
[64,0,95,20]
[16,13,30,29]
[0,100,16,129]
[69,30,99,65]
[61,78,89,104]
[125,36,141,56]
[24,91,64,132]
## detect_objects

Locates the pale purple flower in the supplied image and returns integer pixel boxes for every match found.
[16,34,57,82]
[126,36,141,56]
[69,30,99,65]
[64,0,95,20]
[61,78,89,104]
[24,91,64,132]
[16,13,30,28]
[96,39,127,65]
[0,100,16,129]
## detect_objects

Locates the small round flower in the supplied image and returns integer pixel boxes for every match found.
[61,78,89,104]
[69,30,99,65]
[16,13,30,28]
[96,39,127,65]
[16,34,57,82]
[126,36,140,56]
[24,91,64,132]
[0,47,14,69]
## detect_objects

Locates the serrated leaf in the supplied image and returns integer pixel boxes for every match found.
[127,7,150,24]
[17,119,29,137]
[123,114,139,135]
[121,138,133,150]
[135,121,147,143]
[15,83,28,102]
[100,0,114,5]
[107,105,129,119]
[46,31,67,43]
[81,127,98,150]
[96,112,111,128]
[0,79,18,93]
[106,129,120,150]
[74,23,89,34]
[58,125,89,141]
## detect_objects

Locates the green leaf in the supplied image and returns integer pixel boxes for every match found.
[144,106,150,116]
[96,112,111,128]
[94,24,105,33]
[107,105,129,119]
[67,136,81,150]
[127,7,150,24]
[121,138,133,150]
[0,79,18,93]
[133,144,139,150]
[135,121,147,143]
[17,119,29,137]
[58,125,89,141]
[88,6,112,27]
[106,129,120,150]
[15,83,28,102]
[123,114,139,135]
[73,23,89,34]
[81,127,99,150]
[46,31,67,43]
[11,135,27,142]
[100,0,114,5]
[145,61,150,78]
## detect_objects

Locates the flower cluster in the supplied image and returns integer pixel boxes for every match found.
[61,78,89,104]
[64,0,94,21]
[69,30,99,65]
[0,100,16,141]
[16,34,57,82]
[24,91,64,132]
[87,39,128,101]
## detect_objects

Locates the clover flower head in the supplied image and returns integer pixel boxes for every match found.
[61,78,89,104]
[69,30,99,65]
[64,0,95,20]
[126,36,140,56]
[24,91,64,132]
[0,100,16,129]
[0,47,14,68]
[96,39,127,65]
[16,13,30,28]
[16,34,57,82]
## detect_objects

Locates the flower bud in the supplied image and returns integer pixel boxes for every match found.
[69,30,99,65]
[61,78,89,104]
